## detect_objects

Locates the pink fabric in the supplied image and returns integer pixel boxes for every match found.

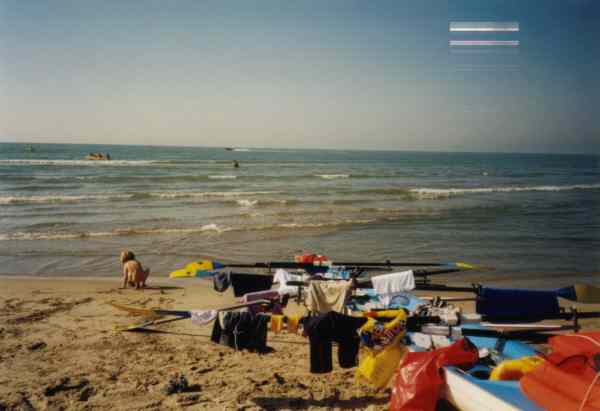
[240,290,283,315]
[240,290,280,303]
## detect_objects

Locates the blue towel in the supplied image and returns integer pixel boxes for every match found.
[476,287,560,321]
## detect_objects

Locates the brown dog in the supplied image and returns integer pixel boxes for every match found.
[120,250,150,289]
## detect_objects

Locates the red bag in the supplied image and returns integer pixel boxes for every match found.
[389,339,479,411]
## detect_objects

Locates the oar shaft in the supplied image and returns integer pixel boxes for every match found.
[220,262,465,269]
[415,283,476,293]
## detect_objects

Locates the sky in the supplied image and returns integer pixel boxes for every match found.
[1,0,599,153]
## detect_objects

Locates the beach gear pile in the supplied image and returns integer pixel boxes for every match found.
[114,255,600,411]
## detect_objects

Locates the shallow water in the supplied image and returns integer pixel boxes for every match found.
[1,143,598,283]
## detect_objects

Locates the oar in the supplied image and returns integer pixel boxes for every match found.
[410,283,600,304]
[169,259,487,278]
[109,299,272,318]
[114,316,188,332]
[556,284,600,304]
[416,324,576,343]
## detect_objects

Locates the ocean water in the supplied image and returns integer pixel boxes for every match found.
[0,143,598,283]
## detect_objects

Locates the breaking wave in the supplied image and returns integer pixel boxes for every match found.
[0,224,229,241]
[315,174,350,179]
[0,159,159,167]
[0,191,280,205]
[0,194,131,205]
[0,218,376,241]
[411,183,600,199]
[236,199,258,207]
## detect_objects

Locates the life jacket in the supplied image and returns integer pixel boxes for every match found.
[520,332,600,411]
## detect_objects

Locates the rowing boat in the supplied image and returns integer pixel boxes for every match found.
[397,293,544,411]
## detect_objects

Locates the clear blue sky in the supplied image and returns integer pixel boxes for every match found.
[1,0,598,153]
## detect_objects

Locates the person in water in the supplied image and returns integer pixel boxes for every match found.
[233,160,239,168]
[120,250,150,289]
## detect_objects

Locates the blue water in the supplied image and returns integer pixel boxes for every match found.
[0,142,598,282]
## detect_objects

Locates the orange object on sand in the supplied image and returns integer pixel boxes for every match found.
[520,332,600,411]
[294,253,328,264]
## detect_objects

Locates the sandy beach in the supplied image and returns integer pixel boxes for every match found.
[1,275,599,411]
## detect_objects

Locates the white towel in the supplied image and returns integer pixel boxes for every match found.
[273,268,304,296]
[190,309,218,326]
[371,270,415,307]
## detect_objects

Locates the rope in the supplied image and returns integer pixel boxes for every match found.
[564,334,600,348]
[579,372,600,411]
[562,334,600,411]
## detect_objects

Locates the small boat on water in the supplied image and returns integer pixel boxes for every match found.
[85,153,111,161]
[225,147,234,151]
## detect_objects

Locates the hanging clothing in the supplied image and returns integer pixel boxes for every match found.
[240,290,284,315]
[371,270,415,307]
[273,268,304,296]
[305,280,352,314]
[213,272,230,293]
[190,309,218,326]
[210,311,270,352]
[303,311,368,374]
[476,287,560,321]
[229,273,274,297]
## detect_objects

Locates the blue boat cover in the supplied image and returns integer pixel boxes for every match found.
[476,287,560,321]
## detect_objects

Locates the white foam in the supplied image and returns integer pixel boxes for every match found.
[0,159,158,167]
[237,199,258,207]
[315,174,350,179]
[0,191,279,204]
[147,191,277,199]
[0,194,130,204]
[209,175,237,179]
[411,183,600,199]
[0,224,230,241]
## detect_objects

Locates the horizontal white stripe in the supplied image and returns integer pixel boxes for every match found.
[449,21,519,32]
[450,40,520,47]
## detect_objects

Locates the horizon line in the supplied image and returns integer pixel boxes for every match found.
[0,139,597,156]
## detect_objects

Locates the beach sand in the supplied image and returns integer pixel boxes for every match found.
[1,276,598,410]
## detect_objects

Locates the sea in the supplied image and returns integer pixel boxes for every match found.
[0,143,598,285]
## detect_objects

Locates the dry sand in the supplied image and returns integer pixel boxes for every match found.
[1,276,598,410]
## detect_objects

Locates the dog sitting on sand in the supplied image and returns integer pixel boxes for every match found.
[120,250,150,289]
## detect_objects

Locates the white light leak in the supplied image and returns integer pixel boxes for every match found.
[449,40,520,47]
[449,21,520,32]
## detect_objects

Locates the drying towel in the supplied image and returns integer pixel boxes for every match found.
[273,268,304,296]
[240,289,284,315]
[305,280,352,314]
[371,270,415,307]
[190,309,218,326]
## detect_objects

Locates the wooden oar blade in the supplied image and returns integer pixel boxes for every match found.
[573,284,600,304]
[556,284,600,303]
[109,302,163,319]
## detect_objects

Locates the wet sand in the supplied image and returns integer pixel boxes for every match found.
[1,276,598,410]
